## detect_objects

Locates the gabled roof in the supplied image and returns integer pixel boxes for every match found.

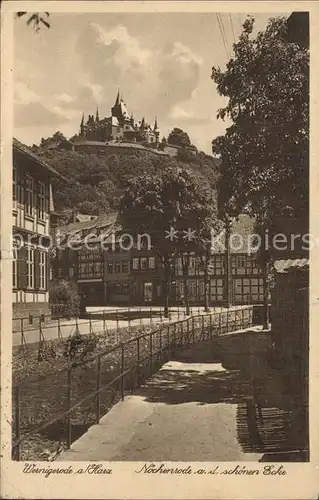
[13,138,66,180]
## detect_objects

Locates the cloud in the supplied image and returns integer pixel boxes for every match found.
[55,93,75,104]
[74,23,201,118]
[15,82,41,106]
[15,21,203,139]
[14,102,71,128]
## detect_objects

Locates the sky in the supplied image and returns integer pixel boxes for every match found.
[14,11,290,154]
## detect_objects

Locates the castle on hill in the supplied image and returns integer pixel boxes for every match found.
[79,91,160,145]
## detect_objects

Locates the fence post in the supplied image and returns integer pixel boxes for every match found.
[209,313,212,338]
[137,337,140,386]
[121,343,125,401]
[103,311,106,333]
[159,307,163,321]
[242,307,244,329]
[149,332,153,376]
[96,355,101,423]
[181,321,184,346]
[173,322,177,348]
[89,313,92,334]
[66,367,72,449]
[202,315,205,339]
[14,386,20,461]
[177,305,180,320]
[150,306,152,325]
[192,316,195,344]
[116,311,119,333]
[20,319,24,348]
[128,307,131,332]
[167,325,171,358]
[187,319,190,346]
[140,307,142,326]
[159,328,162,361]
[57,317,62,341]
[219,312,222,335]
[226,309,229,332]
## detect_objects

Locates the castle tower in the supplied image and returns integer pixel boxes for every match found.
[154,116,160,143]
[111,90,121,120]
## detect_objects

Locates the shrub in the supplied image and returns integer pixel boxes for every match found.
[49,280,80,318]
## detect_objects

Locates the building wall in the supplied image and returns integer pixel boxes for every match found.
[54,236,264,307]
[12,149,53,318]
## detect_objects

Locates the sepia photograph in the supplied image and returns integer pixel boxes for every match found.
[1,2,317,498]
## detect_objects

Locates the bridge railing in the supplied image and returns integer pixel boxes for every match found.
[12,305,260,460]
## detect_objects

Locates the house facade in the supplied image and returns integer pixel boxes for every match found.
[54,213,264,307]
[12,139,62,319]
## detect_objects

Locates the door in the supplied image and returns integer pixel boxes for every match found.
[143,282,153,303]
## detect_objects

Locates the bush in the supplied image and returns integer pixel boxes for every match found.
[49,280,80,318]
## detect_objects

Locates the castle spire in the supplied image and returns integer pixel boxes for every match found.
[115,90,120,106]
[154,116,158,131]
[96,106,99,122]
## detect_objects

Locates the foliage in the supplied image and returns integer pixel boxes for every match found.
[16,12,50,31]
[211,15,309,326]
[119,167,219,315]
[34,137,219,216]
[167,127,191,148]
[211,15,309,234]
[49,280,80,318]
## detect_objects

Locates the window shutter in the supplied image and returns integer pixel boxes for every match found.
[17,246,28,290]
[34,248,40,290]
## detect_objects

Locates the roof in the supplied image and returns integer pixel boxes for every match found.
[274,258,309,274]
[58,212,120,244]
[13,138,66,180]
[211,214,257,254]
[75,214,98,223]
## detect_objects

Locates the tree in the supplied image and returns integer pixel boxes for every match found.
[16,12,50,31]
[119,167,218,316]
[211,15,309,328]
[167,128,191,148]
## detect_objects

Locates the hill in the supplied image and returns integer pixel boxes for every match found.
[33,144,220,219]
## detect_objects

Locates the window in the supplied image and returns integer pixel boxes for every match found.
[27,247,34,289]
[25,175,34,217]
[107,262,113,274]
[233,277,263,303]
[115,262,121,273]
[78,261,102,279]
[69,267,74,278]
[210,255,225,275]
[188,280,197,297]
[232,255,246,275]
[132,258,139,270]
[245,255,261,275]
[141,257,148,270]
[13,167,17,208]
[210,278,224,301]
[39,251,46,289]
[38,182,46,220]
[148,256,155,269]
[177,281,184,297]
[58,268,63,278]
[122,260,129,273]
